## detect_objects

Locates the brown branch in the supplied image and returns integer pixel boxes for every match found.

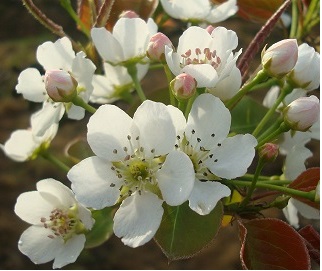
[94,0,115,27]
[237,0,292,83]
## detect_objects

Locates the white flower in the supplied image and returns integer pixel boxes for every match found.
[90,62,149,104]
[14,179,94,269]
[160,0,238,24]
[168,94,257,215]
[15,37,96,136]
[165,26,242,98]
[280,130,320,228]
[67,101,195,247]
[287,43,320,91]
[1,111,58,162]
[91,17,158,66]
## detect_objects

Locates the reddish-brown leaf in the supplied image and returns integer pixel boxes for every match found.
[298,225,320,264]
[78,0,95,31]
[288,167,320,209]
[238,218,311,269]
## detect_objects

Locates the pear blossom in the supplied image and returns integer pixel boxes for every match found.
[287,43,320,91]
[14,179,94,268]
[91,17,158,66]
[165,26,242,100]
[160,0,238,24]
[67,100,195,247]
[167,94,257,215]
[279,128,320,228]
[90,62,149,104]
[15,37,96,136]
[1,111,58,162]
[146,32,173,62]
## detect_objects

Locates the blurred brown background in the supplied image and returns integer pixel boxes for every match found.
[0,0,319,269]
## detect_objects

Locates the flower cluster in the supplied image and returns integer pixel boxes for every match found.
[2,0,320,269]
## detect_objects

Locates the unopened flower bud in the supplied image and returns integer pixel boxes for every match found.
[287,43,320,91]
[259,143,279,163]
[283,95,320,131]
[45,70,77,102]
[146,32,173,62]
[119,10,139,19]
[205,25,215,34]
[170,73,197,100]
[261,39,298,78]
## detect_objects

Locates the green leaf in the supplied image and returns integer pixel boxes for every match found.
[85,207,115,249]
[231,96,274,134]
[154,201,223,261]
[238,218,311,269]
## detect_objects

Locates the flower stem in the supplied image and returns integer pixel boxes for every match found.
[226,69,268,110]
[163,64,176,106]
[59,0,90,37]
[257,122,290,148]
[229,179,316,202]
[41,151,70,173]
[72,96,97,114]
[240,158,265,208]
[126,64,147,102]
[252,83,293,137]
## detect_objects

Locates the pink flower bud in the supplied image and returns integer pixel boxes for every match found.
[258,143,279,163]
[262,39,298,78]
[170,73,197,100]
[287,43,320,91]
[205,25,215,34]
[283,95,320,131]
[45,70,77,102]
[146,32,173,62]
[119,10,139,19]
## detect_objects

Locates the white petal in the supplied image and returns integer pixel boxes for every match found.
[53,234,86,269]
[146,18,158,36]
[15,191,59,225]
[283,200,300,228]
[113,191,163,247]
[133,100,176,156]
[160,0,210,20]
[263,86,280,108]
[157,150,195,206]
[113,18,150,60]
[166,104,187,138]
[177,26,212,56]
[18,226,63,265]
[36,178,75,207]
[207,134,257,179]
[87,104,132,160]
[186,94,231,149]
[31,102,64,137]
[207,65,241,101]
[71,51,96,95]
[189,180,230,215]
[77,204,94,230]
[292,198,320,219]
[206,0,238,23]
[67,104,85,120]
[15,68,46,102]
[68,156,121,209]
[91,27,124,64]
[164,47,182,76]
[210,27,238,53]
[182,64,219,88]
[36,37,75,71]
[284,145,312,180]
[3,129,38,162]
